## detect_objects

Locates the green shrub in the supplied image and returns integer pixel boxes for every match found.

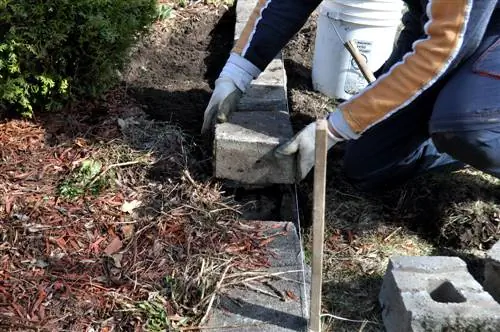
[0,0,157,116]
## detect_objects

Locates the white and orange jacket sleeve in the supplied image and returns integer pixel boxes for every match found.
[331,0,500,139]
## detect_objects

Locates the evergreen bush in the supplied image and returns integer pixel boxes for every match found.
[0,0,157,116]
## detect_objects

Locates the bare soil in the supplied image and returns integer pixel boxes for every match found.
[124,7,235,136]
[283,12,332,132]
[1,3,498,332]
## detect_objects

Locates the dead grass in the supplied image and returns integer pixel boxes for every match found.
[0,86,286,331]
[298,160,499,331]
[284,12,500,325]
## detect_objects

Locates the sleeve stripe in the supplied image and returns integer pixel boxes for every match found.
[232,0,271,57]
[339,0,473,134]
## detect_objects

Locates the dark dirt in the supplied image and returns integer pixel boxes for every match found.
[283,12,332,133]
[124,7,235,136]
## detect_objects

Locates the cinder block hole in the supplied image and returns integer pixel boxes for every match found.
[429,281,466,303]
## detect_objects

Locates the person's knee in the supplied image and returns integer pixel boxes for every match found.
[342,155,377,192]
[342,164,381,192]
[342,149,411,192]
[431,128,500,176]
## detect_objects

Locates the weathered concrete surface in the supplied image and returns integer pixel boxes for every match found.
[380,256,500,332]
[485,241,500,303]
[233,1,287,112]
[238,57,287,113]
[234,0,255,40]
[213,0,295,185]
[205,221,310,332]
[215,111,295,184]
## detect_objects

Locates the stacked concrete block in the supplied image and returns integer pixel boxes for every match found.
[379,256,500,332]
[205,221,310,331]
[214,0,296,185]
[485,241,500,303]
[215,111,295,184]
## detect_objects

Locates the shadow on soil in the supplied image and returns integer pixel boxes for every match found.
[127,7,235,135]
[322,274,384,331]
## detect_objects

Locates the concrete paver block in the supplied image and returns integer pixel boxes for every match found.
[213,0,295,185]
[214,111,295,185]
[255,221,304,268]
[485,241,500,303]
[205,221,309,332]
[238,57,287,112]
[380,256,500,332]
[234,0,256,40]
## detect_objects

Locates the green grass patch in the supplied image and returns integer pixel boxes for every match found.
[58,159,112,200]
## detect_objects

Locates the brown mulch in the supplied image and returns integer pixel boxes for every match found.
[0,85,289,330]
[0,5,271,331]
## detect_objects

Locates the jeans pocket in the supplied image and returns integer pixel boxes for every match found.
[473,37,500,79]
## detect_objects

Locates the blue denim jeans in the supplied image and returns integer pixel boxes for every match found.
[343,11,500,191]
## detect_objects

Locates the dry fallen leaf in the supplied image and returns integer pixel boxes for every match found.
[104,237,123,255]
[121,224,135,240]
[259,237,275,247]
[121,200,142,213]
[285,290,299,301]
[225,245,248,253]
[112,253,124,268]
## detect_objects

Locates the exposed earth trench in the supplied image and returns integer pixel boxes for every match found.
[0,3,498,332]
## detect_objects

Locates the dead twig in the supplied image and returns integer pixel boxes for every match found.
[198,262,232,326]
[320,313,380,325]
[262,281,286,301]
[241,282,282,299]
[383,227,402,242]
[225,269,303,286]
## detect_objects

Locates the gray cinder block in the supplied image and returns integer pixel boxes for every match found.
[238,58,288,113]
[204,221,310,332]
[214,111,296,185]
[213,55,292,185]
[213,0,295,185]
[379,256,500,332]
[485,241,500,303]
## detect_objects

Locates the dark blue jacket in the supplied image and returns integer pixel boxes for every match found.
[229,0,499,134]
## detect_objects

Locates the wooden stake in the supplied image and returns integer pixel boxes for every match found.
[345,40,376,84]
[309,119,328,332]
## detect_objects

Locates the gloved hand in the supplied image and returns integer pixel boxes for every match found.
[274,118,344,181]
[201,77,242,134]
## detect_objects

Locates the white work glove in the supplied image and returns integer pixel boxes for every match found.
[275,121,343,181]
[274,110,360,181]
[201,77,242,134]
